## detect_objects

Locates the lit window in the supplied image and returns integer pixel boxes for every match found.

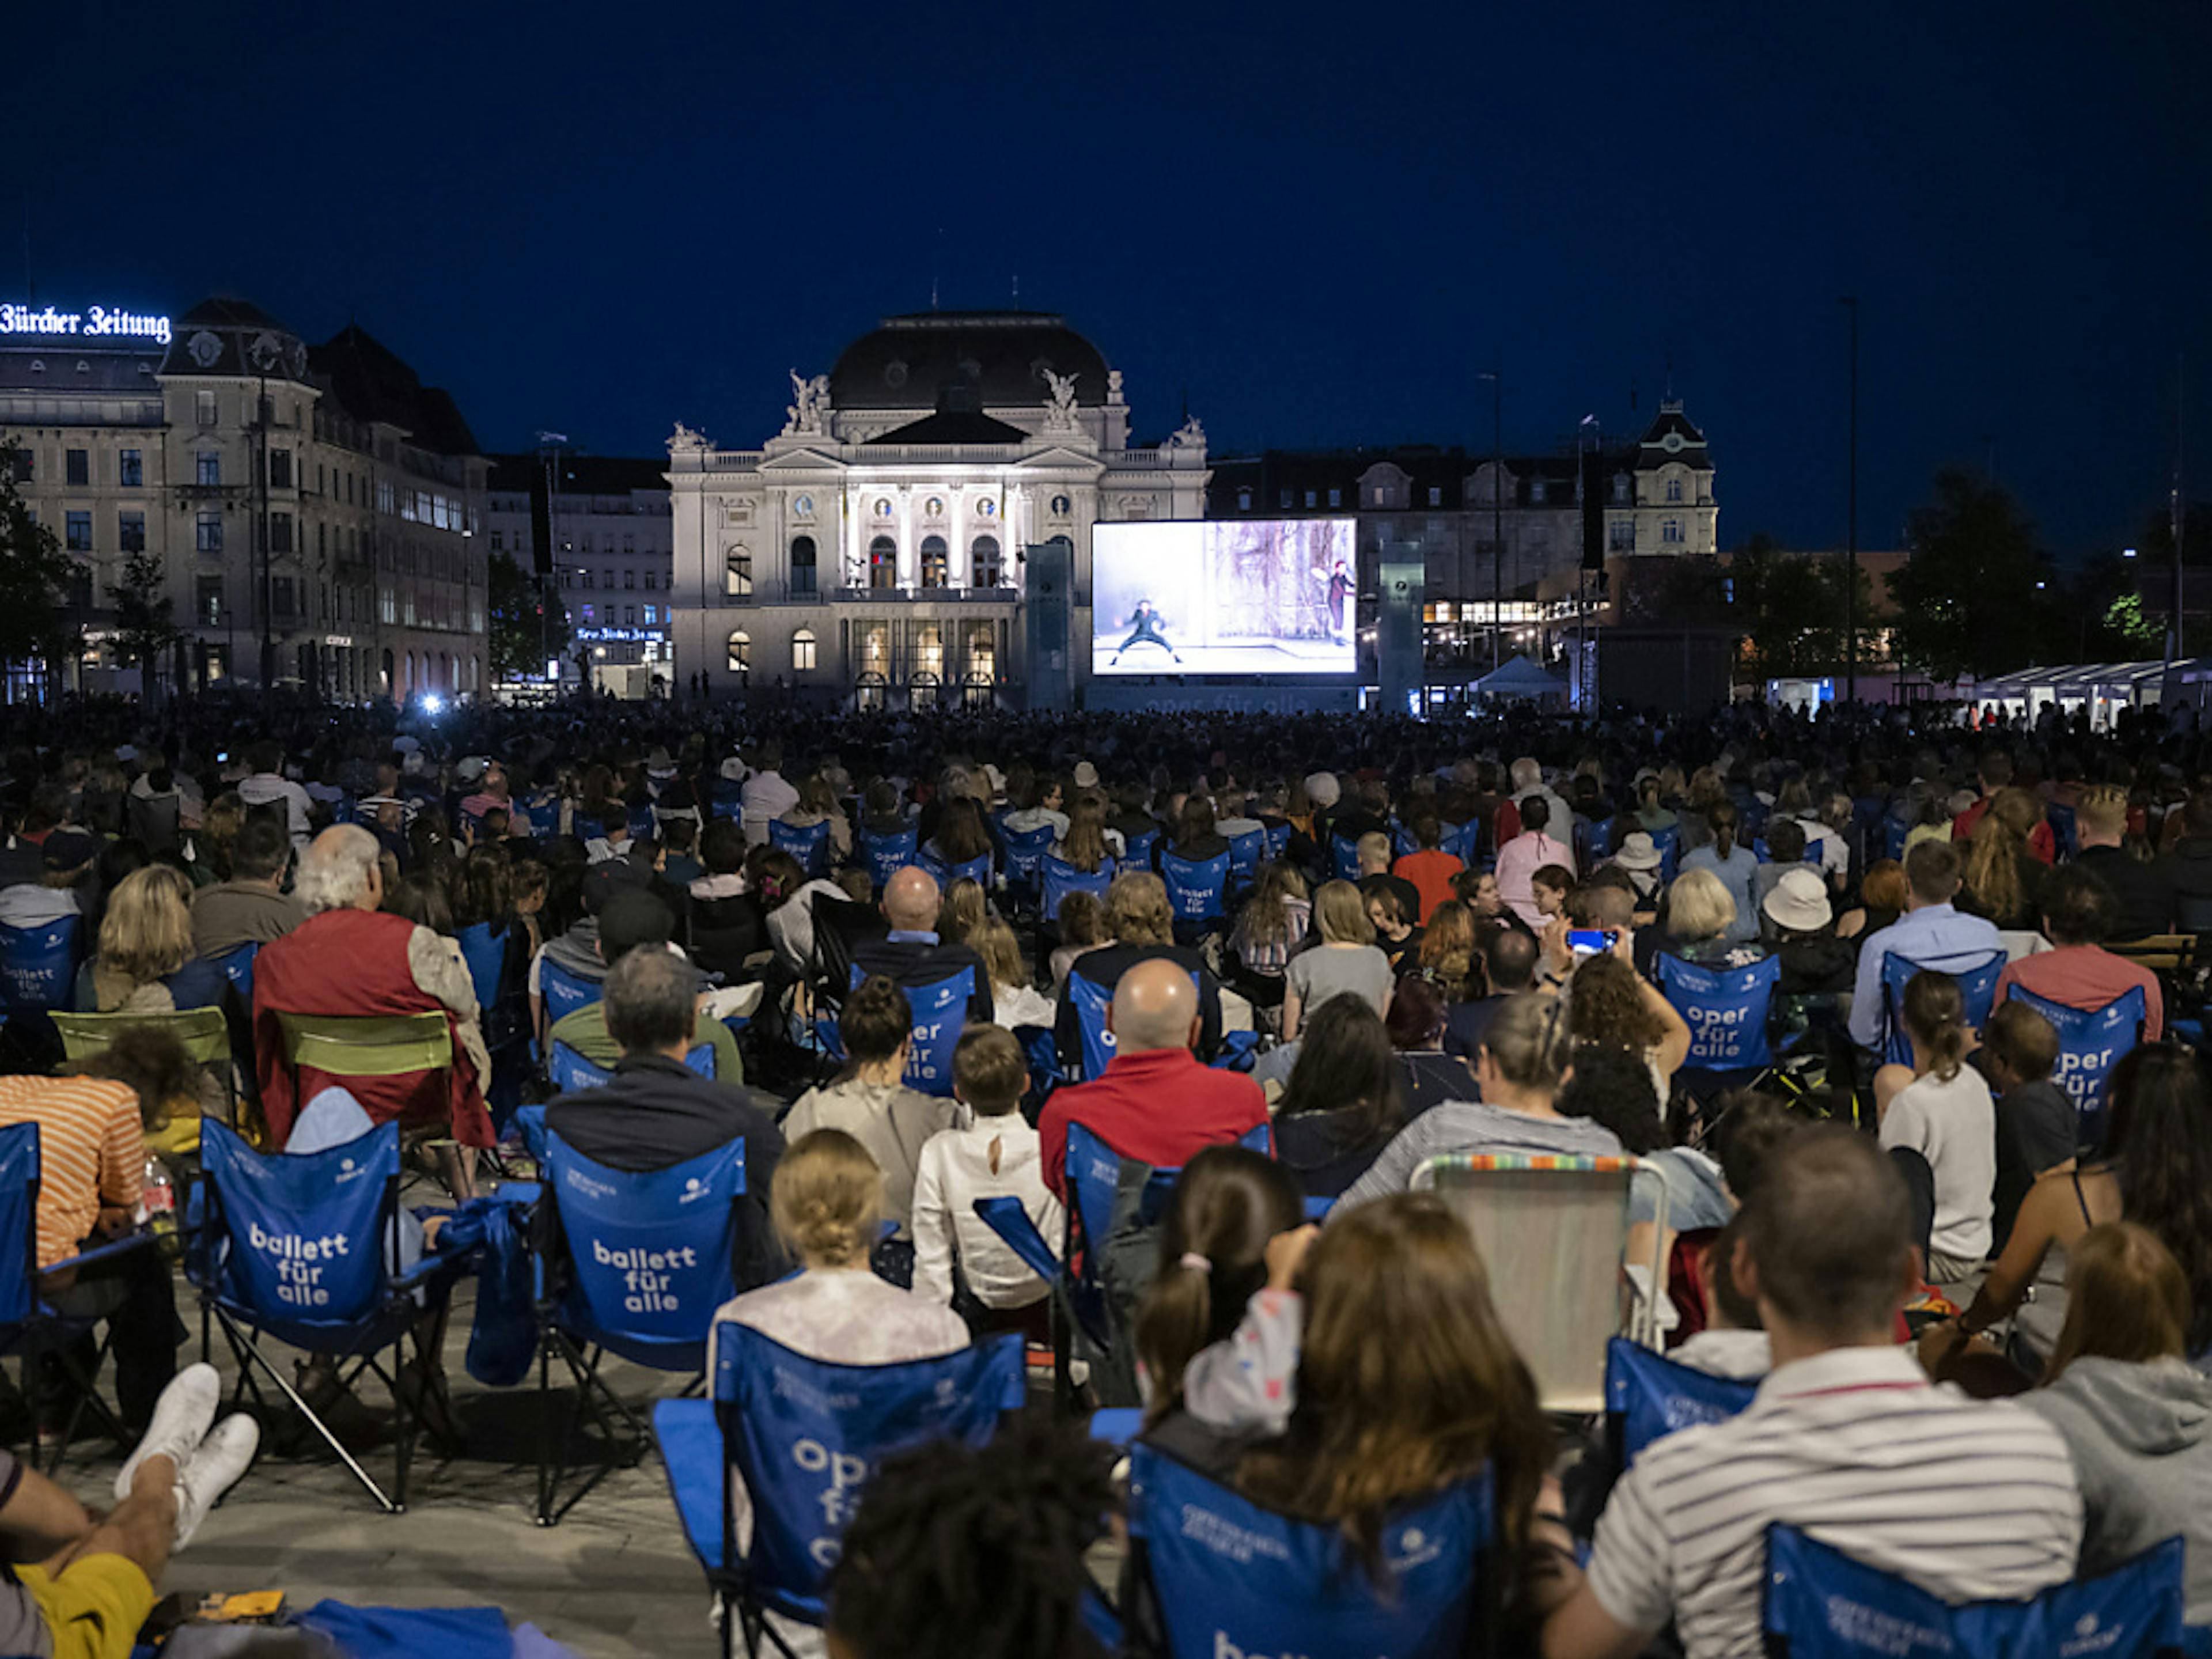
[65,512,91,552]
[1427,486,1442,506]
[1328,488,1342,508]
[727,630,751,672]
[792,627,817,672]
[1236,487,1252,512]
[119,449,142,487]
[196,512,222,552]
[1662,518,1684,544]
[196,451,221,487]
[971,535,1002,588]
[1304,490,1316,508]
[1666,477,1683,503]
[920,534,948,589]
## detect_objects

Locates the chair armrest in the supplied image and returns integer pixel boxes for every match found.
[972,1196,1059,1284]
[44,1228,158,1278]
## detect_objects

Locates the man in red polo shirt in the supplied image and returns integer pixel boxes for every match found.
[1039,958,1268,1199]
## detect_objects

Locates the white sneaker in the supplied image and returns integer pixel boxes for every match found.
[114,1363,221,1502]
[172,1414,259,1550]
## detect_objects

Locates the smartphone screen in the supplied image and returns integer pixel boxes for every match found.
[1568,929,1616,957]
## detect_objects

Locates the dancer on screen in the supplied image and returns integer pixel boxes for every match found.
[1109,598,1184,665]
[1324,558,1352,642]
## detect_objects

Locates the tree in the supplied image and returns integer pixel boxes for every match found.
[486,551,570,684]
[0,438,86,695]
[1887,469,2057,683]
[111,548,181,705]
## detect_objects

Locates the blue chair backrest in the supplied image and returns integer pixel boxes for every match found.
[858,827,919,893]
[1160,851,1230,924]
[0,1123,40,1328]
[972,1194,1060,1283]
[2009,984,2146,1153]
[1604,1337,1757,1466]
[1066,965,1202,1081]
[1587,816,1615,861]
[1878,948,2008,1067]
[199,1118,397,1332]
[2048,802,2080,860]
[1656,953,1783,1071]
[1129,1441,1494,1659]
[1762,1524,2181,1659]
[209,941,258,1007]
[710,783,745,820]
[1263,821,1294,861]
[548,1040,715,1095]
[456,922,507,1014]
[714,1323,1025,1624]
[768,817,831,878]
[999,823,1056,891]
[627,804,657,842]
[1226,828,1267,884]
[1330,835,1361,882]
[520,791,561,838]
[538,956,601,1026]
[543,1128,745,1369]
[1065,1120,1270,1288]
[918,848,991,891]
[847,963,973,1096]
[0,916,78,1012]
[1041,855,1112,923]
[1650,822,1680,878]
[1124,827,1160,870]
[1884,816,1910,861]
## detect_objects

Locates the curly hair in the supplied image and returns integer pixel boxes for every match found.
[1563,952,1665,1052]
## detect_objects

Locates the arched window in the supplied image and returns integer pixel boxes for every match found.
[1665,476,1684,503]
[727,630,751,672]
[789,534,817,596]
[792,627,817,672]
[910,671,941,712]
[920,534,948,589]
[725,546,751,597]
[971,534,1002,588]
[869,535,896,589]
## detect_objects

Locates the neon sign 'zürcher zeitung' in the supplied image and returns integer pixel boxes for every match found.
[1,304,172,345]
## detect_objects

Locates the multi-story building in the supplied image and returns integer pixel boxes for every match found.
[0,295,487,702]
[666,310,1209,707]
[1204,400,1718,667]
[485,453,673,694]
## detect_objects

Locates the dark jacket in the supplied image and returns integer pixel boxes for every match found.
[2077,846,2172,941]
[1056,941,1224,1069]
[2155,836,2212,929]
[847,934,995,1027]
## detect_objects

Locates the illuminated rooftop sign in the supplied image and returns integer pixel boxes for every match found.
[1,304,172,346]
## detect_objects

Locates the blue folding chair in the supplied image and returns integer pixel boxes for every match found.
[846,962,974,1097]
[0,1122,162,1470]
[1124,827,1160,870]
[537,955,601,1029]
[918,847,991,892]
[1878,949,2008,1067]
[1330,835,1362,882]
[1066,967,1177,1081]
[0,916,79,1012]
[1604,1335,1757,1469]
[547,1039,717,1094]
[1654,953,1783,1083]
[188,1118,463,1512]
[653,1324,1025,1657]
[767,818,831,878]
[207,940,259,1008]
[627,804,657,843]
[2009,984,2146,1153]
[1128,1440,1496,1659]
[1762,1524,2182,1659]
[857,827,918,894]
[532,1124,749,1525]
[1160,850,1230,931]
[519,792,562,839]
[1041,854,1112,924]
[1263,820,1294,861]
[1226,827,1267,887]
[1650,822,1681,879]
[456,922,510,1015]
[998,823,1056,908]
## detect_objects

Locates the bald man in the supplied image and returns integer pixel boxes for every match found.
[1037,957,1269,1200]
[845,864,994,1059]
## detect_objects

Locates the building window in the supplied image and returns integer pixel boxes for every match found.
[725,547,752,597]
[1279,490,1291,509]
[578,569,594,589]
[1427,486,1442,506]
[196,512,222,552]
[269,512,293,554]
[623,534,635,555]
[792,627,817,672]
[1328,488,1342,508]
[1304,490,1316,508]
[268,449,292,489]
[1665,476,1683,503]
[65,449,89,487]
[489,530,503,552]
[119,511,145,552]
[1612,474,1630,504]
[1662,517,1684,545]
[65,512,91,552]
[195,391,217,426]
[643,571,656,590]
[920,534,948,589]
[6,450,27,484]
[272,577,296,618]
[643,605,657,624]
[869,535,896,589]
[196,575,224,625]
[602,570,614,590]
[623,569,636,590]
[624,605,636,626]
[1236,487,1252,512]
[1608,520,1635,552]
[971,535,1002,588]
[783,534,818,596]
[196,451,221,487]
[727,630,751,672]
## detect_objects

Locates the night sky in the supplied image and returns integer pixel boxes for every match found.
[14,0,2209,559]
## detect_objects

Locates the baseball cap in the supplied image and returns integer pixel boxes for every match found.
[597,891,676,961]
[42,829,99,872]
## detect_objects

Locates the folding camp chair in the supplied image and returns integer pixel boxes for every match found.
[546,1039,716,1094]
[54,1006,234,1123]
[1762,1524,2183,1659]
[0,1122,162,1469]
[652,1323,1024,1658]
[0,917,79,1013]
[1160,851,1230,937]
[841,961,974,1097]
[1602,1335,1757,1474]
[1877,948,2007,1067]
[1126,1439,1497,1659]
[188,1118,463,1512]
[1063,965,1202,1082]
[536,957,601,1029]
[206,941,259,1007]
[1040,854,1112,925]
[1413,1154,1669,1413]
[1654,952,1784,1099]
[274,1009,467,1194]
[767,818,831,878]
[531,1120,747,1525]
[998,823,1056,911]
[1330,835,1362,882]
[1225,827,1267,888]
[918,848,991,892]
[2006,984,2146,1153]
[855,826,918,893]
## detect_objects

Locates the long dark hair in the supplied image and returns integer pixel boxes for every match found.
[2104,1043,2212,1354]
[1278,994,1403,1146]
[934,797,994,864]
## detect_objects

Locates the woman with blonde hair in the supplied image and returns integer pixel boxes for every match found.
[1661,866,1767,968]
[1228,862,1312,997]
[1416,897,1481,1002]
[86,865,226,1015]
[778,771,853,862]
[937,877,988,948]
[1959,786,2047,932]
[1058,870,1225,1062]
[1047,889,1110,994]
[1281,880,1392,1040]
[977,916,1053,1029]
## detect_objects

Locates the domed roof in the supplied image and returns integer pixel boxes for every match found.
[160,295,313,383]
[830,311,1109,411]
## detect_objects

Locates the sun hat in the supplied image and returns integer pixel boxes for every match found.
[1762,866,1833,934]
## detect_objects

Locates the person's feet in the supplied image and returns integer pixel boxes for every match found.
[115,1363,219,1502]
[172,1415,259,1549]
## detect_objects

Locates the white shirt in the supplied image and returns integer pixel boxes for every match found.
[0,884,77,929]
[1879,1063,1997,1263]
[766,877,850,974]
[1585,1344,2081,1658]
[992,982,1056,1031]
[781,1079,960,1237]
[740,770,800,844]
[238,771,313,844]
[911,1116,1065,1310]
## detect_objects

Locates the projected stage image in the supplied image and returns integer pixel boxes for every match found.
[1090,519,1357,676]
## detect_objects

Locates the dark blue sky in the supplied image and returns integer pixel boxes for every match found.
[16,0,2209,558]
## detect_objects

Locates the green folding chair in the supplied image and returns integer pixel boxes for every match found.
[274,1012,469,1195]
[53,1006,240,1142]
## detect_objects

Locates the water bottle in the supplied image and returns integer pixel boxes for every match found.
[142,1154,178,1257]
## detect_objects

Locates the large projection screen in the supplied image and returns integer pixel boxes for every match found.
[1090,519,1357,676]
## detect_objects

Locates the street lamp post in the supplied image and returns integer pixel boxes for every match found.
[1477,366,1503,673]
[1840,297,1858,706]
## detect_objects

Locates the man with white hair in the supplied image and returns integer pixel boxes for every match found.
[250,825,494,1152]
[1508,756,1574,848]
